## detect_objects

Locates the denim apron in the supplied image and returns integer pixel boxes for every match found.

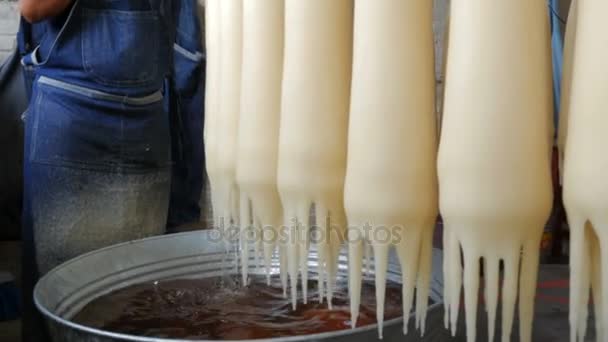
[20,1,176,340]
[166,0,206,229]
[17,16,49,342]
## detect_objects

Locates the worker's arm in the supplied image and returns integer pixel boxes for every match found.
[19,0,73,23]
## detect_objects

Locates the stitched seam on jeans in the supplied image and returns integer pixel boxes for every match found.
[38,76,163,106]
[173,43,203,62]
[28,91,44,162]
[31,158,173,174]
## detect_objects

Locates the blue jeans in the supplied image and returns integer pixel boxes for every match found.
[20,1,176,341]
[21,79,172,341]
[25,77,172,274]
[167,0,206,229]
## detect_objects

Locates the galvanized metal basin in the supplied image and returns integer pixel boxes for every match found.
[34,230,446,341]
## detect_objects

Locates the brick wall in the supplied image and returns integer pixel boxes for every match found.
[0,1,19,63]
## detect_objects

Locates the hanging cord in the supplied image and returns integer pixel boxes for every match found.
[30,0,80,66]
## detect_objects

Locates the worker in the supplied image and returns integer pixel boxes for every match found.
[166,0,206,231]
[17,0,205,340]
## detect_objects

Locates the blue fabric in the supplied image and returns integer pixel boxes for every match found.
[19,1,178,341]
[166,0,205,229]
[21,0,173,96]
[550,0,564,140]
[17,18,47,100]
[16,1,205,235]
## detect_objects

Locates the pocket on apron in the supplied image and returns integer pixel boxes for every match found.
[173,43,204,99]
[81,7,162,87]
[28,76,171,173]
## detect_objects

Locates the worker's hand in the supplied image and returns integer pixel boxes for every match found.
[19,0,73,23]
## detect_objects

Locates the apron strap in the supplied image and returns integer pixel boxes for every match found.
[21,0,80,67]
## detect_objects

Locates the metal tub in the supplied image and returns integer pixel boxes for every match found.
[34,230,446,341]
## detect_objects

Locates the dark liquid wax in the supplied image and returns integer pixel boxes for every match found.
[73,276,404,340]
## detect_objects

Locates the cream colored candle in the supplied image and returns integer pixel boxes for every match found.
[212,0,242,240]
[558,0,578,185]
[344,0,437,337]
[236,0,285,288]
[438,1,553,342]
[557,2,595,341]
[277,0,352,309]
[562,1,608,341]
[204,0,222,228]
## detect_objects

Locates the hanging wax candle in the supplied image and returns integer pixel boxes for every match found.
[438,1,553,341]
[277,0,353,309]
[236,0,285,288]
[344,0,438,337]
